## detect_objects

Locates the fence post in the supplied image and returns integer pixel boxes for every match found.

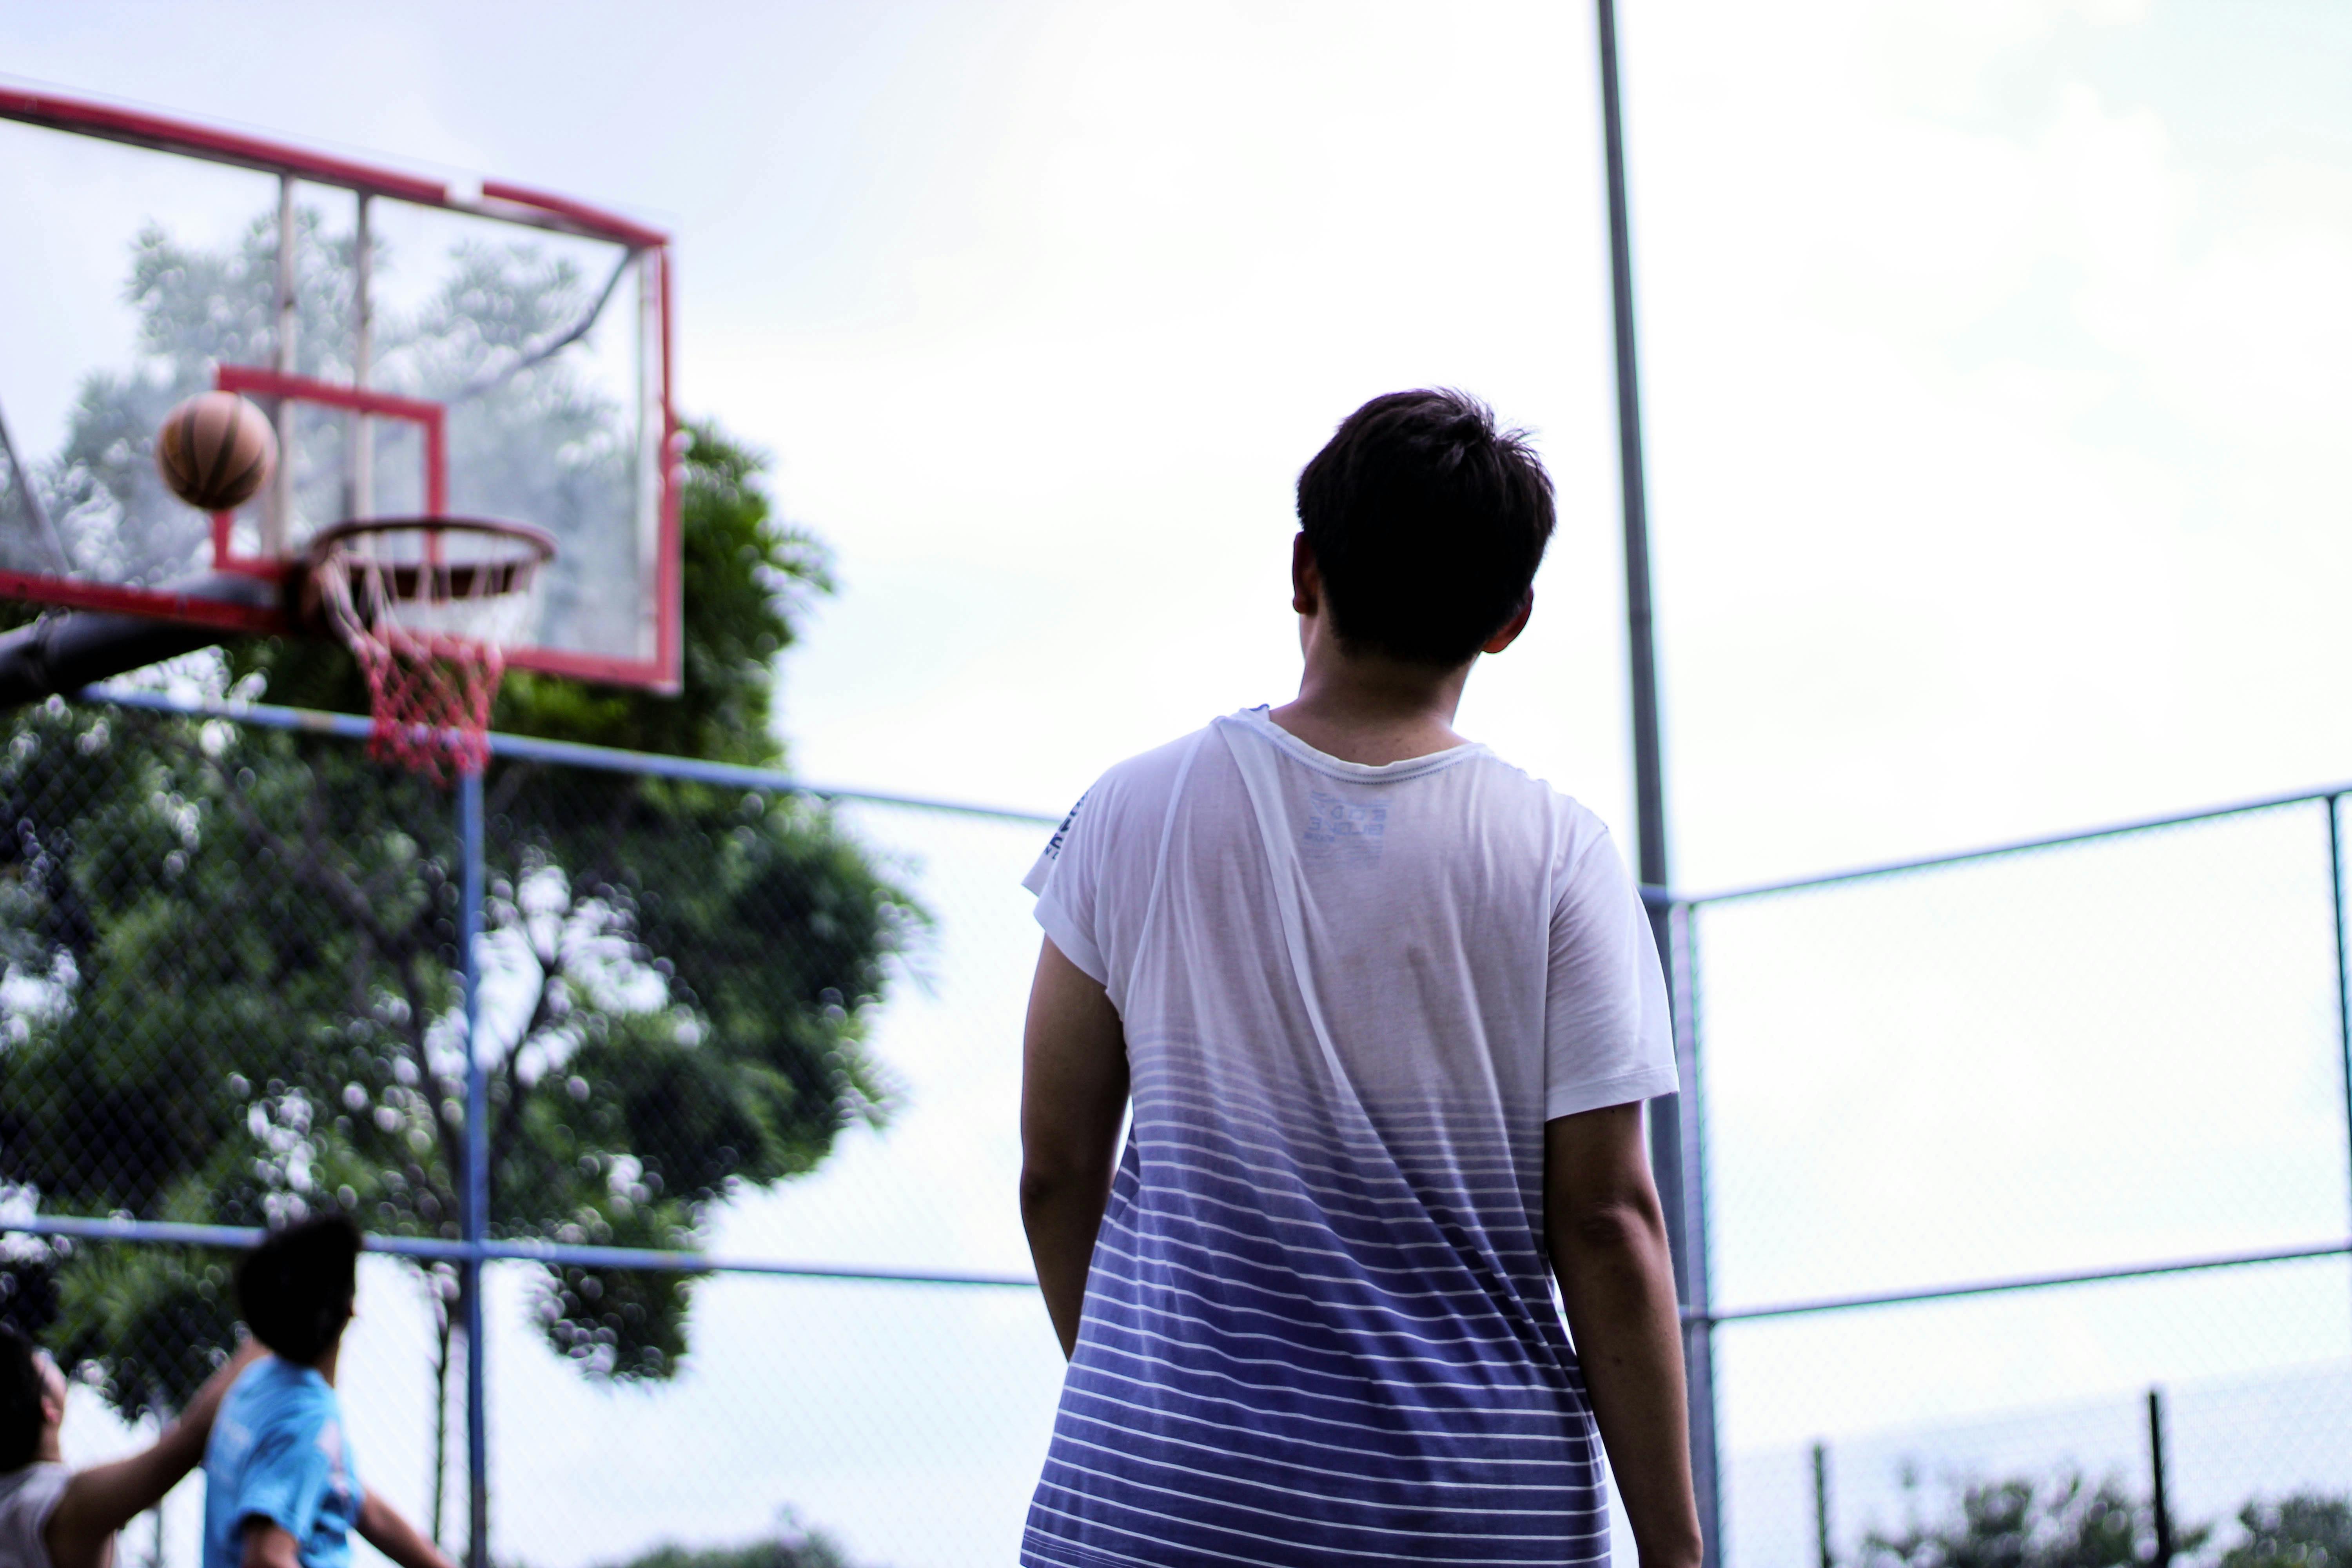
[459,768,490,1568]
[1670,899,1720,1548]
[2147,1387,2172,1568]
[2329,797,2352,1299]
[1813,1441,1833,1568]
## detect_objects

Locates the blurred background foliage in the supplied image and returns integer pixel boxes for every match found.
[0,207,918,1545]
[1855,1468,2352,1568]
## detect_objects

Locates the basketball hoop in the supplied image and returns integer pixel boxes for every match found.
[306,517,556,782]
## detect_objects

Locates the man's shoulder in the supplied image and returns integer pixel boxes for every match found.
[1450,744,1607,824]
[1057,724,1219,835]
[0,1460,67,1509]
[0,1461,67,1565]
[223,1361,336,1448]
[1449,749,1631,886]
[1096,724,1217,795]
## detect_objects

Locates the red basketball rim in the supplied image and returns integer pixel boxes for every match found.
[304,516,556,613]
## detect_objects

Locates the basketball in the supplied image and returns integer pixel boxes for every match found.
[154,391,278,511]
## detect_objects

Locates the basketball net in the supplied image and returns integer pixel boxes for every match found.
[308,519,555,783]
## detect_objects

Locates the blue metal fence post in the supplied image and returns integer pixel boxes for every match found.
[459,768,490,1568]
[1671,900,1719,1543]
[2329,796,2352,1340]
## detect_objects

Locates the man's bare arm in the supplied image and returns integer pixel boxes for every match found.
[45,1338,267,1568]
[1019,936,1130,1359]
[1546,1102,1704,1568]
[356,1488,457,1568]
[241,1519,302,1568]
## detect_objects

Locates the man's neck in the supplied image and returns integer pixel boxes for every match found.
[274,1344,341,1387]
[1269,640,1475,768]
[34,1432,60,1465]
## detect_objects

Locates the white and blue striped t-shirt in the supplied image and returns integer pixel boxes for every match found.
[1020,708,1677,1568]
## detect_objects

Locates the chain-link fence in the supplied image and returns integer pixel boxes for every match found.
[10,687,2352,1568]
[1688,795,2352,1568]
[4,685,1066,1568]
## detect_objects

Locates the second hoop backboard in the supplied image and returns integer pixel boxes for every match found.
[0,89,681,690]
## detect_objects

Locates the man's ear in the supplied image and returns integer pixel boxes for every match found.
[1481,591,1534,655]
[1291,533,1321,617]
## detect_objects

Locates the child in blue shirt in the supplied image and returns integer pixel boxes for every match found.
[202,1217,448,1568]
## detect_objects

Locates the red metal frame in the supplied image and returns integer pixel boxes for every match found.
[655,247,682,686]
[483,180,668,251]
[211,365,448,573]
[0,88,661,249]
[0,88,447,207]
[0,89,682,692]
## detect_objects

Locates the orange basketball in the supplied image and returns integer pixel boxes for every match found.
[155,391,278,511]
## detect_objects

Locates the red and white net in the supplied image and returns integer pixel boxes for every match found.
[309,519,554,782]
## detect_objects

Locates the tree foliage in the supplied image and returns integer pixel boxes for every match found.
[2222,1496,2352,1568]
[1862,1470,2209,1568]
[600,1523,859,1568]
[489,421,835,764]
[0,206,915,1422]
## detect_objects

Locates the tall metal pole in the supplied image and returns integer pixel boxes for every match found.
[1594,0,1720,1556]
[2146,1387,2174,1568]
[459,768,490,1568]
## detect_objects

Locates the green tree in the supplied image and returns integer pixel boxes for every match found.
[41,209,355,587]
[2222,1496,2352,1568]
[601,1523,859,1568]
[1862,1470,2210,1568]
[0,210,916,1545]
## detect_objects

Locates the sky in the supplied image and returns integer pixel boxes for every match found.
[11,0,2352,1564]
[14,0,2352,874]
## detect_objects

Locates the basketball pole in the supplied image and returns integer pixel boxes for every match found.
[1593,0,1722,1556]
[459,767,492,1568]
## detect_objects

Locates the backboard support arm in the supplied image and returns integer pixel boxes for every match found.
[0,394,67,573]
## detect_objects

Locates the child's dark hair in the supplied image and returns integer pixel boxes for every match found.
[1296,389,1556,667]
[236,1215,361,1365]
[0,1327,47,1470]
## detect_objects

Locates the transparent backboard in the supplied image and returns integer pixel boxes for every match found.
[0,91,679,689]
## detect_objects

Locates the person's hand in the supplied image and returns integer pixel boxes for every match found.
[44,1331,273,1568]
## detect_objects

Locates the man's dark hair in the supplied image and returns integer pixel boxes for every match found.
[1296,388,1556,666]
[0,1326,47,1471]
[236,1215,361,1366]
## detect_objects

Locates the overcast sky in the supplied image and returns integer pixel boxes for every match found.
[13,1,2352,1563]
[12,0,2352,875]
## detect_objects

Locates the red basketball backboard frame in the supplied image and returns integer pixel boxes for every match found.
[0,88,682,692]
[210,365,449,576]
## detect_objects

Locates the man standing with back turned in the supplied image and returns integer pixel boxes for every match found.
[1018,390,1702,1568]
